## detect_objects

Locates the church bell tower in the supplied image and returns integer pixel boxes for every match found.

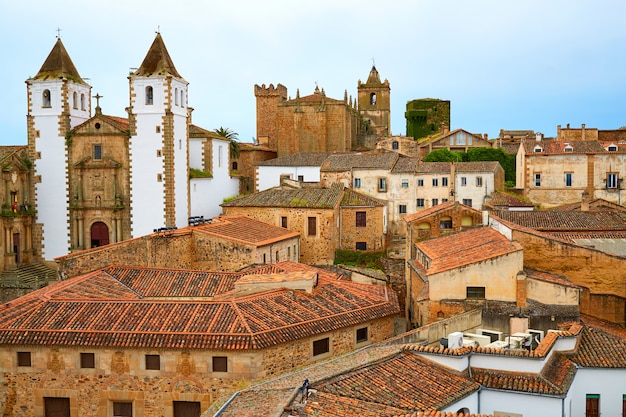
[357,65,391,137]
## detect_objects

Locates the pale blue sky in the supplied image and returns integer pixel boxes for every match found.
[1,0,625,145]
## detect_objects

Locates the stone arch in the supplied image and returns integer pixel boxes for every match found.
[90,221,109,248]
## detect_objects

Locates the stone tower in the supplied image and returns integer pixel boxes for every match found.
[254,83,287,151]
[128,33,189,237]
[26,38,91,259]
[357,66,391,138]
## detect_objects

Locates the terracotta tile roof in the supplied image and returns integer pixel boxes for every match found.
[486,192,534,208]
[492,210,626,232]
[256,152,334,167]
[551,198,626,213]
[598,130,626,142]
[221,183,344,209]
[455,161,502,172]
[189,124,222,138]
[390,155,420,173]
[403,201,458,224]
[320,150,399,171]
[521,139,608,154]
[416,162,451,174]
[524,267,581,288]
[471,353,576,396]
[0,261,399,350]
[395,412,494,417]
[569,316,626,368]
[341,189,386,207]
[415,227,523,275]
[193,215,299,246]
[284,87,345,105]
[309,351,479,412]
[102,114,130,131]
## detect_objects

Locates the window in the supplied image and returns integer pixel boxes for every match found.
[608,144,618,152]
[354,178,361,188]
[356,211,366,227]
[113,402,133,417]
[564,145,573,152]
[45,397,70,417]
[157,173,163,182]
[218,146,223,167]
[417,178,424,187]
[534,173,541,187]
[466,286,486,299]
[432,178,439,187]
[392,141,399,150]
[81,93,86,110]
[275,250,279,261]
[534,146,543,153]
[80,352,95,368]
[145,354,160,370]
[442,198,448,203]
[378,178,387,192]
[17,351,31,367]
[416,198,425,207]
[462,199,472,207]
[297,175,304,182]
[356,242,367,251]
[432,199,438,206]
[42,89,51,107]
[607,173,618,189]
[174,401,201,417]
[145,86,153,105]
[461,177,467,186]
[440,217,452,229]
[212,356,228,372]
[313,337,330,356]
[356,327,368,343]
[399,205,407,214]
[370,92,376,105]
[401,179,409,188]
[565,172,573,187]
[307,217,316,236]
[93,145,102,160]
[281,216,288,228]
[175,88,179,106]
[442,177,448,186]
[476,177,483,187]
[73,91,78,109]
[585,394,599,417]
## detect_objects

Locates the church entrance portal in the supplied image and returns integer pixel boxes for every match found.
[90,222,109,248]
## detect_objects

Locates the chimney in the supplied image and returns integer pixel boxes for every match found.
[535,132,543,142]
[557,125,561,139]
[582,123,586,141]
[483,133,488,140]
[581,190,590,212]
[442,125,449,134]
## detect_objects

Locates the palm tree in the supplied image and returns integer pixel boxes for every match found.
[214,127,240,160]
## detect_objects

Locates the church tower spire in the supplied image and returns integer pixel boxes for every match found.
[128,33,189,238]
[27,37,91,259]
[357,65,391,137]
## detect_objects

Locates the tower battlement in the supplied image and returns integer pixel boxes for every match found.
[254,83,287,99]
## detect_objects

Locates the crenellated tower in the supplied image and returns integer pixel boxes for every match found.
[357,65,391,138]
[254,83,287,151]
[128,33,189,237]
[26,38,91,259]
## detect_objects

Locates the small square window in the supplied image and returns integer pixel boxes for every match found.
[461,177,467,186]
[356,327,368,343]
[399,205,407,214]
[212,356,228,372]
[356,242,367,251]
[113,401,133,417]
[378,178,387,192]
[442,177,448,186]
[466,286,485,299]
[432,199,439,206]
[354,178,361,188]
[157,173,163,182]
[145,354,160,370]
[93,145,102,160]
[417,179,424,187]
[432,178,439,187]
[462,199,472,207]
[80,352,95,369]
[416,198,425,207]
[17,352,31,367]
[156,149,162,157]
[281,216,288,228]
[313,337,330,356]
[476,177,483,187]
[401,179,409,188]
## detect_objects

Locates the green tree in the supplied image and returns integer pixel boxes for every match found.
[422,148,465,162]
[214,127,240,160]
[466,147,516,182]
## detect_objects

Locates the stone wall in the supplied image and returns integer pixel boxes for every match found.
[339,206,385,252]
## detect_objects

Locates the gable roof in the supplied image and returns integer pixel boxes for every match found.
[321,150,399,171]
[32,38,86,84]
[341,188,386,207]
[256,152,333,167]
[404,201,481,224]
[221,183,344,209]
[521,139,610,154]
[193,214,299,246]
[420,128,488,146]
[415,227,523,275]
[485,191,534,209]
[492,210,626,232]
[0,261,399,350]
[134,33,182,78]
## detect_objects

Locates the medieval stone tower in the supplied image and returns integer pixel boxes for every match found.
[27,38,91,259]
[128,33,190,237]
[357,65,391,138]
[254,83,288,151]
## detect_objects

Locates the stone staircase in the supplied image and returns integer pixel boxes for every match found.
[386,234,406,259]
[0,262,58,289]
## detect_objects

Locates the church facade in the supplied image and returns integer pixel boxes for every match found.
[25,34,238,261]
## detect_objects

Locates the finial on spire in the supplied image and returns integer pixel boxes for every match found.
[156,25,160,34]
[56,27,62,39]
[93,93,103,114]
[372,57,375,66]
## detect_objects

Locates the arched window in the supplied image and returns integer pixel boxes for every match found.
[145,86,153,105]
[80,94,86,110]
[392,141,399,150]
[42,89,51,107]
[180,90,184,107]
[369,92,376,105]
[231,161,238,171]
[174,88,179,106]
[72,92,78,109]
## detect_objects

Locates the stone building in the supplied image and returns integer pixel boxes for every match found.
[404,201,484,243]
[25,34,239,262]
[416,128,493,160]
[254,66,391,158]
[405,98,450,140]
[55,214,300,278]
[0,261,400,417]
[221,182,387,264]
[516,137,626,207]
